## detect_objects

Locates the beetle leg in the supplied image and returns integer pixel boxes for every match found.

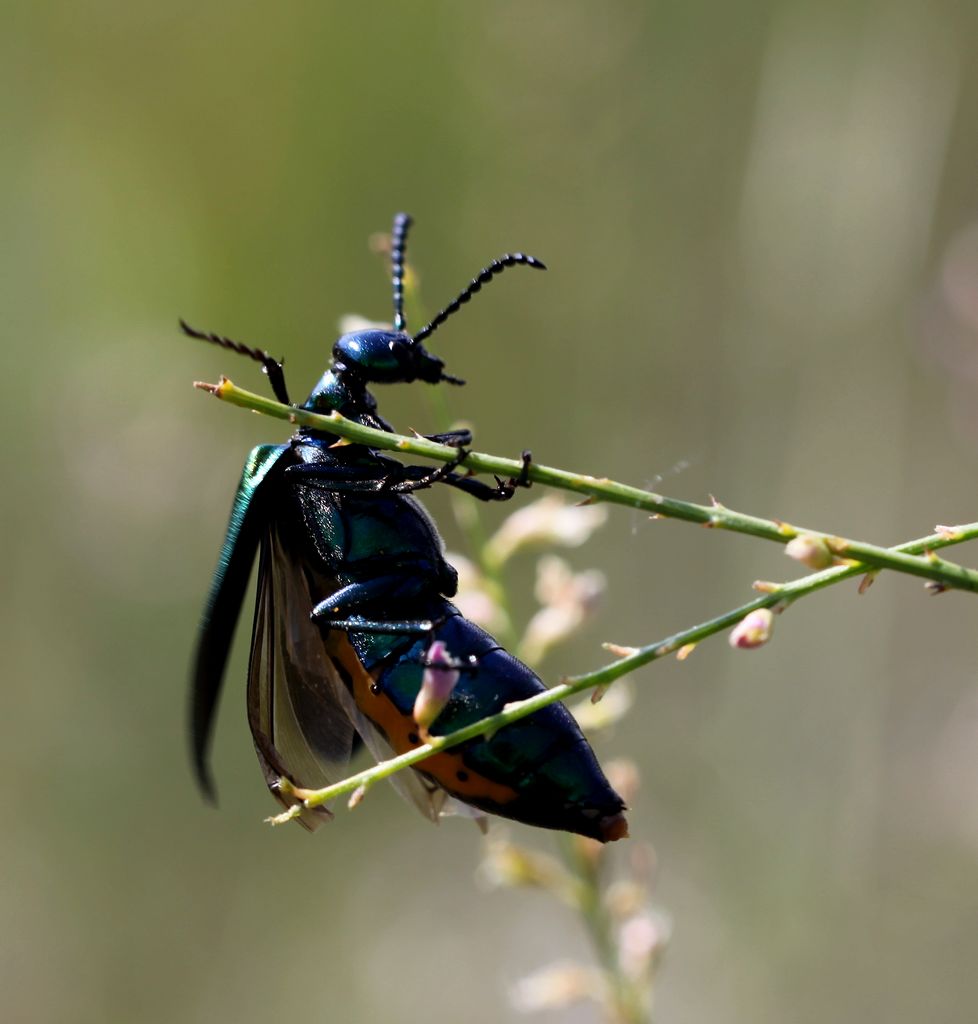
[180,320,291,405]
[439,449,534,502]
[386,449,470,493]
[316,616,436,635]
[285,449,532,500]
[311,577,415,618]
[514,449,533,488]
[284,461,403,493]
[320,602,453,636]
[421,429,473,447]
[287,461,455,495]
[311,570,454,627]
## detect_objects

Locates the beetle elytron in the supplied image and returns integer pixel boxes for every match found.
[184,213,628,842]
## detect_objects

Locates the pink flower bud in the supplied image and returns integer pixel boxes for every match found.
[729,608,774,649]
[784,534,833,570]
[618,912,670,981]
[413,641,461,735]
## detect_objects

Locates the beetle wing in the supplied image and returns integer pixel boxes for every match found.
[343,702,491,829]
[329,680,447,823]
[325,632,489,828]
[246,525,359,830]
[191,444,286,800]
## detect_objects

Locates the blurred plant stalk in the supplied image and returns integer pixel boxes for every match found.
[471,505,664,1021]
[484,761,668,1023]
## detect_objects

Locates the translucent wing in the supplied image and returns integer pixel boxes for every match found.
[247,525,357,831]
[325,632,487,828]
[247,522,481,831]
[351,710,489,830]
[331,675,447,823]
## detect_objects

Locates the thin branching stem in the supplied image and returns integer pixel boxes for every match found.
[258,519,975,823]
[193,378,978,822]
[198,377,978,594]
[559,834,647,1023]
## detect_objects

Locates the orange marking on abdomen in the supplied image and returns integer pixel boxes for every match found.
[326,633,519,806]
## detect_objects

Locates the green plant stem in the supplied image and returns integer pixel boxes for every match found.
[198,377,978,594]
[264,521,976,825]
[195,377,978,822]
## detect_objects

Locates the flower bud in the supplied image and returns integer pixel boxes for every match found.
[605,880,649,920]
[480,838,576,899]
[412,641,460,735]
[603,642,639,658]
[784,534,833,570]
[519,556,606,665]
[510,963,603,1012]
[729,608,774,649]
[485,495,608,568]
[618,911,671,981]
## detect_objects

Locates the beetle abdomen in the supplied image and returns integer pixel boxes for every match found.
[339,607,628,842]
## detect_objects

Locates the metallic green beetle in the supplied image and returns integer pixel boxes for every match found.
[184,214,628,842]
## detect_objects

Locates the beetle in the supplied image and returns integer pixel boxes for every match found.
[184,213,628,843]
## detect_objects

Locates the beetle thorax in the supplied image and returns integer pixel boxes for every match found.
[300,366,382,422]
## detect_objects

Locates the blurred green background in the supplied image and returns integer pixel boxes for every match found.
[5,2,978,1021]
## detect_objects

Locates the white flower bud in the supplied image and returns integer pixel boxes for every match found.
[485,495,608,568]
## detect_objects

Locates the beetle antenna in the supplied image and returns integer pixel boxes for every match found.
[391,212,412,332]
[412,253,546,345]
[179,319,291,405]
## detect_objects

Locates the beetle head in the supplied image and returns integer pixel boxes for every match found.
[327,212,544,394]
[332,329,457,386]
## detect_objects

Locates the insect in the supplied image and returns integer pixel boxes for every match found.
[184,213,628,842]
